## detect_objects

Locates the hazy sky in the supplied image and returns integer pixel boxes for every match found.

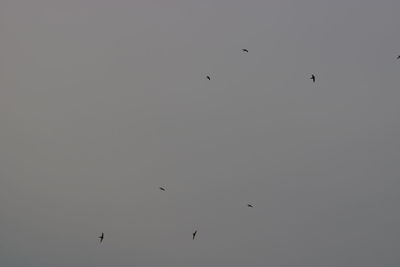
[1,0,400,266]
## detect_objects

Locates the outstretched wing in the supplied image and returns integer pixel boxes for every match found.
[99,233,104,242]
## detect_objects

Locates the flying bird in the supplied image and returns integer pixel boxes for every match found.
[247,204,254,208]
[310,74,316,83]
[159,187,166,191]
[206,75,211,80]
[98,232,104,243]
[242,49,249,53]
[397,55,400,60]
[192,230,197,240]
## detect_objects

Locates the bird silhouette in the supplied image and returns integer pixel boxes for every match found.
[247,204,254,208]
[159,187,166,191]
[192,230,197,240]
[397,55,400,60]
[98,232,104,243]
[310,74,316,83]
[206,75,211,80]
[242,49,249,53]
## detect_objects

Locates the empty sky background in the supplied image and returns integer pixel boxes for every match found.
[1,0,400,266]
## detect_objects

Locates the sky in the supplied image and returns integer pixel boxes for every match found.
[1,0,400,266]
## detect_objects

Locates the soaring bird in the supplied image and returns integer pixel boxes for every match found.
[192,230,197,240]
[397,55,400,60]
[98,232,104,243]
[206,75,211,80]
[310,74,316,83]
[247,204,254,208]
[242,49,249,53]
[159,187,166,191]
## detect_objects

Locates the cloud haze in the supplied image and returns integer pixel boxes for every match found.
[1,0,400,266]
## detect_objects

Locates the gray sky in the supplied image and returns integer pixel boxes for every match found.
[1,0,400,266]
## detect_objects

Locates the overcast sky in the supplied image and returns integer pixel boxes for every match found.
[1,0,400,266]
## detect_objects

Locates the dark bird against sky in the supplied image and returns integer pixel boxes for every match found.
[242,48,249,53]
[192,230,197,240]
[206,75,211,80]
[247,204,254,208]
[159,187,166,191]
[310,74,316,83]
[98,232,104,243]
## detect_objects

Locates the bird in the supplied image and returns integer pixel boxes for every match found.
[98,232,104,243]
[242,48,249,53]
[247,204,254,208]
[206,75,211,80]
[192,230,197,240]
[310,74,316,83]
[397,55,400,60]
[159,187,166,191]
